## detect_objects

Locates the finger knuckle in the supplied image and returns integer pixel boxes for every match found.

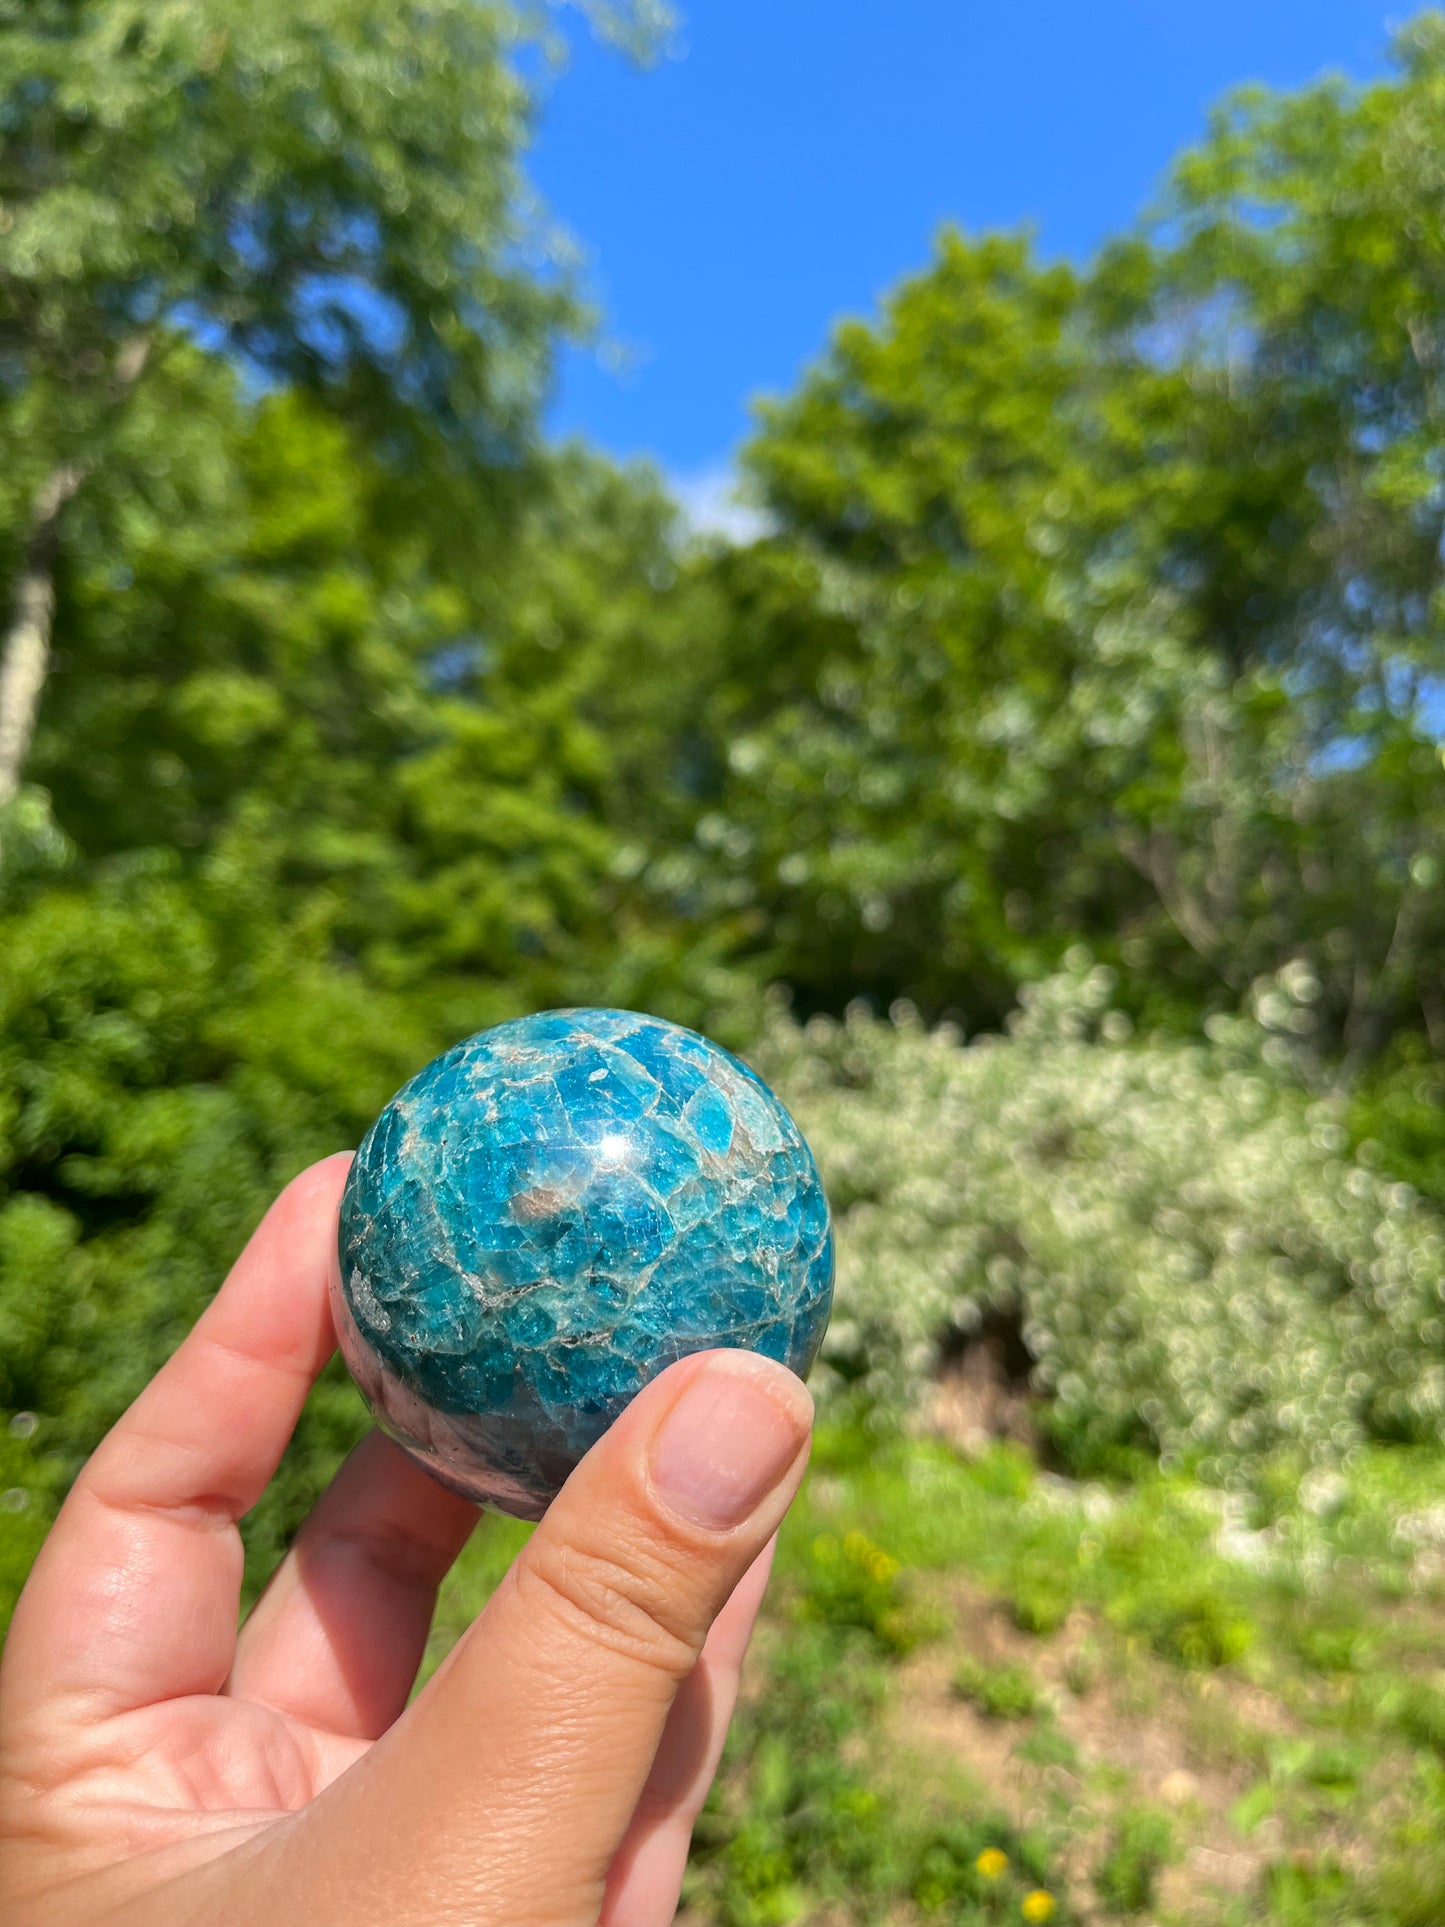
[515,1534,702,1681]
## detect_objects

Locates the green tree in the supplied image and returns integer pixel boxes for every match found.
[0,0,572,824]
[1129,10,1445,1068]
[686,234,1160,1023]
[682,13,1445,1050]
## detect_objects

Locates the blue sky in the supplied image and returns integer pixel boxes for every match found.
[532,1,1398,513]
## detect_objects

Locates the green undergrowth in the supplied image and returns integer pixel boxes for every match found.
[783,1428,1445,1925]
[0,1424,63,1638]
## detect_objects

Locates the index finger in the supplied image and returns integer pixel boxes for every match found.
[1,1153,351,1732]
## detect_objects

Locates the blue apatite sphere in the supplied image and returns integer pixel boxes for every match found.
[334,1008,833,1518]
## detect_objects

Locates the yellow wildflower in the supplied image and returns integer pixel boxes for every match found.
[975,1847,1009,1880]
[1022,1891,1056,1922]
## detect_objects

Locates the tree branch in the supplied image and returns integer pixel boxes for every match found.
[1117,821,1243,989]
[1340,878,1426,1080]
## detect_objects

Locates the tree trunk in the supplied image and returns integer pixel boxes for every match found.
[0,337,150,812]
[0,462,89,807]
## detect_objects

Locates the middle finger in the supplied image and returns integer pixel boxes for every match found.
[227,1430,479,1739]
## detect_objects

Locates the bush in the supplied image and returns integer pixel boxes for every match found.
[761,955,1445,1479]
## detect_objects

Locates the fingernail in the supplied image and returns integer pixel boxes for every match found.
[649,1352,813,1531]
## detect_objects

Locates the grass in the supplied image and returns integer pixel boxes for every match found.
[952,1654,1045,1721]
[1094,1809,1176,1913]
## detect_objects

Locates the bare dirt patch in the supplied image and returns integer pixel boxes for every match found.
[891,1577,1292,1919]
[921,1312,1041,1458]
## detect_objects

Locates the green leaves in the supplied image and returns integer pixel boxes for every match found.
[0,362,754,1581]
[0,0,565,457]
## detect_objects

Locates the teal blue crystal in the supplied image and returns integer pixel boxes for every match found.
[334,1008,834,1518]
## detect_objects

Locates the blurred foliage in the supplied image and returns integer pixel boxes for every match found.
[1093,1810,1176,1915]
[1350,1039,1445,1208]
[682,1475,1073,1927]
[0,381,750,1574]
[951,1653,1045,1721]
[0,0,583,597]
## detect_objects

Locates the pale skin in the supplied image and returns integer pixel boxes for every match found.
[0,1153,815,1926]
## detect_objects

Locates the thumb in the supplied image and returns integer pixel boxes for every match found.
[254,1349,812,1927]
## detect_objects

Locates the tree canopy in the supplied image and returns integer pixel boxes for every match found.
[669,20,1445,1053]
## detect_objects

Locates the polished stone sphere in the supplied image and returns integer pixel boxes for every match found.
[333,1008,833,1518]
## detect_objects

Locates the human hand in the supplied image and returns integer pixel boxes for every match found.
[0,1155,813,1926]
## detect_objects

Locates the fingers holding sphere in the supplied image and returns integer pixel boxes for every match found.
[240,1349,812,1927]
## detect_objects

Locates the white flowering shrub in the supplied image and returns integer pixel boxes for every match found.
[757,958,1445,1477]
